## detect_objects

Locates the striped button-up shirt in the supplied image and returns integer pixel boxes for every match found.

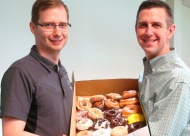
[138,49,190,136]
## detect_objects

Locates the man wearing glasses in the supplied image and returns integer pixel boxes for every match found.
[0,0,73,136]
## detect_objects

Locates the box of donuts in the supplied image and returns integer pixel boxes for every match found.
[70,78,150,136]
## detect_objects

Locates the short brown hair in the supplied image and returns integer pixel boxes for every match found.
[135,0,174,28]
[31,0,69,24]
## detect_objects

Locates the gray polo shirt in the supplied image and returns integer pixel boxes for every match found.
[1,45,73,136]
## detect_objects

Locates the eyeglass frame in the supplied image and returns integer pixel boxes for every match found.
[35,22,71,31]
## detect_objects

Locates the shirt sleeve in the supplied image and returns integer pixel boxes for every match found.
[148,82,190,136]
[1,67,32,121]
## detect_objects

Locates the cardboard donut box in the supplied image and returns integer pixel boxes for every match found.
[70,78,150,136]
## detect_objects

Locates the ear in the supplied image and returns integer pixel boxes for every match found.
[167,24,176,40]
[30,21,36,34]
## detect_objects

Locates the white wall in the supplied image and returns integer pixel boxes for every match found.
[0,0,189,135]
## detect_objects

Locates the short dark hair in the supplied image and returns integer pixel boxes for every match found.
[31,0,69,24]
[135,0,174,28]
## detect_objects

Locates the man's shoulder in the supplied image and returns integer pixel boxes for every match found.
[9,54,36,70]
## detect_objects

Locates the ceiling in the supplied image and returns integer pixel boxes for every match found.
[182,0,190,8]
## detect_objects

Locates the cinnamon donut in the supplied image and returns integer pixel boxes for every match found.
[77,99,92,111]
[87,108,103,120]
[119,97,139,107]
[106,93,122,101]
[122,90,138,99]
[90,95,104,103]
[92,99,105,111]
[105,99,120,109]
[121,104,142,117]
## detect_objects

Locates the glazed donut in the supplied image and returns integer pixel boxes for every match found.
[76,118,93,130]
[92,128,111,136]
[122,104,142,117]
[93,118,110,129]
[76,130,92,136]
[105,99,120,109]
[87,108,103,120]
[90,95,104,103]
[128,121,146,133]
[76,110,88,122]
[110,126,128,136]
[110,116,127,128]
[106,93,122,101]
[92,99,105,111]
[122,90,138,99]
[77,99,92,111]
[119,97,139,107]
[104,109,121,122]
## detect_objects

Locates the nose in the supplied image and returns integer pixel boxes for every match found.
[144,25,153,37]
[53,26,61,37]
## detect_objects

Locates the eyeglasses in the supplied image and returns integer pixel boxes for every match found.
[36,22,71,31]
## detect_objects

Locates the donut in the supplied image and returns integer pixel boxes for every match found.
[77,99,92,111]
[76,110,88,122]
[127,113,145,124]
[105,99,120,109]
[119,97,139,107]
[122,90,138,99]
[87,108,103,120]
[93,118,110,130]
[104,109,121,122]
[92,99,105,111]
[76,130,92,136]
[110,126,128,136]
[90,95,104,103]
[121,104,142,117]
[128,121,146,133]
[110,116,127,128]
[106,93,122,101]
[76,118,93,130]
[92,128,111,136]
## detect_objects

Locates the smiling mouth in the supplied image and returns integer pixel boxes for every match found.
[143,39,156,43]
[50,39,62,42]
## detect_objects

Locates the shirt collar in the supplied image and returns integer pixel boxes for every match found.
[29,45,63,73]
[143,48,177,75]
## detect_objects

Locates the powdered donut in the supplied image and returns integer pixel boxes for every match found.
[92,128,111,136]
[76,118,93,130]
[76,110,88,122]
[76,130,92,136]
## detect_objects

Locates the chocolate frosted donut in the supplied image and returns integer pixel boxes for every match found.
[104,109,121,122]
[110,116,127,128]
[128,121,146,133]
